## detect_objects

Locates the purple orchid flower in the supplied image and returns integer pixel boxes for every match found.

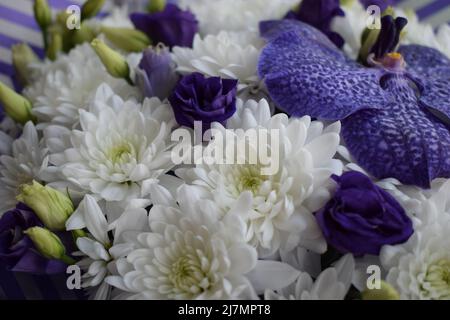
[285,0,345,48]
[258,19,450,188]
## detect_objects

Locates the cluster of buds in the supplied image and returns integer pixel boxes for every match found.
[17,181,77,265]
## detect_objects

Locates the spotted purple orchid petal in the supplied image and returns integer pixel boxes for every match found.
[258,19,450,187]
[398,44,450,75]
[258,21,387,120]
[398,45,450,122]
[342,75,450,188]
[260,19,339,53]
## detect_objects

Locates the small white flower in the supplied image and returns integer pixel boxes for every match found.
[176,99,343,255]
[172,31,264,90]
[66,194,148,300]
[105,184,300,300]
[265,254,355,300]
[179,0,298,35]
[0,122,50,214]
[381,215,450,300]
[24,43,138,129]
[49,84,175,208]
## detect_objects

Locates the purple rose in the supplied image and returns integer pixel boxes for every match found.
[315,171,413,256]
[0,203,67,274]
[168,72,238,130]
[130,4,198,48]
[285,0,345,48]
[135,45,179,100]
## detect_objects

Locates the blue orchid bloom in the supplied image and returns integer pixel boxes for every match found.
[258,18,450,188]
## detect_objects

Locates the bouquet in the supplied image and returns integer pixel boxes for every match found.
[0,0,450,300]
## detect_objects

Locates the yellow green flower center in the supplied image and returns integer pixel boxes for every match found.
[236,165,266,194]
[168,256,210,294]
[424,259,450,299]
[108,143,134,164]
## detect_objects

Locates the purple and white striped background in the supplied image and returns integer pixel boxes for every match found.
[0,0,449,300]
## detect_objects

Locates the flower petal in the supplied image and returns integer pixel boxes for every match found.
[258,21,386,120]
[246,260,300,294]
[342,76,450,187]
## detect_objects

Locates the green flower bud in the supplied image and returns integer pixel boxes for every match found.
[100,26,151,52]
[56,10,71,27]
[340,0,356,7]
[25,227,75,264]
[33,0,52,30]
[72,229,87,241]
[81,0,106,21]
[362,281,400,300]
[147,0,166,13]
[17,181,74,231]
[46,30,63,61]
[358,27,380,63]
[0,81,34,124]
[91,39,131,82]
[71,23,96,46]
[11,43,39,86]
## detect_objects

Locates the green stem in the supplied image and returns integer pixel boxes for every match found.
[42,28,48,52]
[60,254,76,265]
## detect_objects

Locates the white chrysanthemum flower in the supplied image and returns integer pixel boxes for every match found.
[172,31,264,90]
[66,194,148,300]
[265,254,354,300]
[24,43,138,129]
[176,99,343,255]
[0,122,51,214]
[381,214,450,300]
[398,11,450,58]
[49,84,175,208]
[105,184,300,300]
[436,24,450,58]
[179,0,298,35]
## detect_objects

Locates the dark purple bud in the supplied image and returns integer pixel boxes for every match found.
[130,4,198,48]
[370,15,408,59]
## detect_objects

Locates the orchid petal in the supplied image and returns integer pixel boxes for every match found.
[258,22,386,120]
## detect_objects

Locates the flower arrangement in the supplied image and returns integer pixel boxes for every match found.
[0,0,450,300]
